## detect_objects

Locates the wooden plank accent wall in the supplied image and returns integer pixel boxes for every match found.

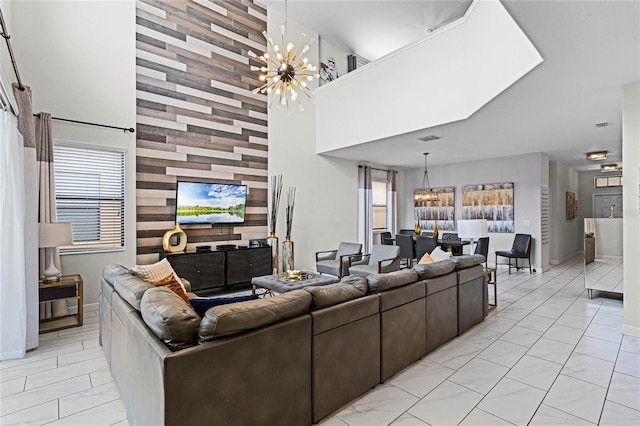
[135,0,268,264]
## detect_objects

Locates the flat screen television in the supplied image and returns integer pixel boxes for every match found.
[176,181,247,225]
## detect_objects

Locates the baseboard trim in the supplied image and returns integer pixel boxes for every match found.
[550,251,582,265]
[84,303,99,313]
[622,323,640,337]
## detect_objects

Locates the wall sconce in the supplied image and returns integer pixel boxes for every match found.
[586,151,608,161]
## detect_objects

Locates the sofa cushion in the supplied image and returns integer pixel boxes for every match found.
[452,254,485,270]
[113,274,154,311]
[189,294,259,317]
[340,275,369,293]
[102,264,130,286]
[304,279,367,309]
[413,259,456,279]
[366,269,418,293]
[130,258,186,292]
[198,290,312,341]
[140,286,200,351]
[429,246,452,262]
[418,253,433,264]
[150,274,190,303]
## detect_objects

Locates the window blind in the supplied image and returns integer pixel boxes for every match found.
[53,142,125,253]
[372,180,388,230]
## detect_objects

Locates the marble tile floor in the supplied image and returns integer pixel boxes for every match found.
[323,256,639,426]
[0,256,638,425]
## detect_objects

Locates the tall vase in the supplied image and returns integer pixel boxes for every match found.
[267,232,279,275]
[282,237,294,272]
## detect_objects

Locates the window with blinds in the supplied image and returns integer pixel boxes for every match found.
[372,180,388,230]
[54,142,125,253]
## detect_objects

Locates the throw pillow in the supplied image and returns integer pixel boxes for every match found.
[418,253,434,264]
[151,274,190,303]
[130,258,186,292]
[189,294,259,317]
[430,246,452,262]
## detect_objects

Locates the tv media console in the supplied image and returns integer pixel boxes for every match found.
[161,246,272,293]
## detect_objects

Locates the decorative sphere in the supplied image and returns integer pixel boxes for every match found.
[278,63,295,82]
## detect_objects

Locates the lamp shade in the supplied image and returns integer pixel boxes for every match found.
[38,222,73,248]
[457,219,488,240]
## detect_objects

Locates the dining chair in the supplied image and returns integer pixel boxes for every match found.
[495,234,532,274]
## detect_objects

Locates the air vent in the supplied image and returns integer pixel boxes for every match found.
[594,121,612,128]
[417,134,441,142]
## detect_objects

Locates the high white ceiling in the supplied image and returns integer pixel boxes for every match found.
[262,0,640,171]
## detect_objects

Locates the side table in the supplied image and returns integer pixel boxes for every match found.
[39,274,83,333]
[484,268,497,309]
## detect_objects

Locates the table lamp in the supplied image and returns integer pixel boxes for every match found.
[457,219,488,253]
[38,222,73,283]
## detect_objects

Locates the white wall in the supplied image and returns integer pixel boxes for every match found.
[0,0,13,85]
[12,1,136,309]
[622,82,640,337]
[267,10,359,271]
[549,161,581,263]
[401,152,549,272]
[315,0,542,154]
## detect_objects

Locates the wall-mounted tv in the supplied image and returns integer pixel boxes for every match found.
[176,181,247,225]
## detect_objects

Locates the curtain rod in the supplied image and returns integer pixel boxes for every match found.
[358,165,397,173]
[0,8,24,91]
[33,113,135,133]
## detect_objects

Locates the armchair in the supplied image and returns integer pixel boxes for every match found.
[348,245,401,276]
[315,242,362,278]
[495,234,532,274]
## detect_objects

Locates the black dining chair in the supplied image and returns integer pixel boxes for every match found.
[380,231,393,245]
[415,236,437,261]
[495,234,532,274]
[474,237,489,268]
[399,229,415,236]
[395,233,415,268]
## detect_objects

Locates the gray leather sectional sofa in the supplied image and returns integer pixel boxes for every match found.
[99,254,486,425]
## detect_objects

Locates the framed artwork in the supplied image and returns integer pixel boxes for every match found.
[415,186,455,232]
[462,182,514,233]
[318,37,347,86]
[566,192,578,220]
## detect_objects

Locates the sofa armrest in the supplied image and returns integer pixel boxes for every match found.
[349,253,370,267]
[377,257,399,273]
[315,249,337,262]
[339,254,361,277]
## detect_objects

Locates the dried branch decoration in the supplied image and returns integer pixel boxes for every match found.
[285,186,296,238]
[269,175,283,234]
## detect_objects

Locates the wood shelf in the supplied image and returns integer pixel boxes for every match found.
[39,274,83,334]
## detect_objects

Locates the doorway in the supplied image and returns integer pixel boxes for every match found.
[593,193,623,218]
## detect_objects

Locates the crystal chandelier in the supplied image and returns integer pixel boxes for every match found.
[413,153,439,206]
[248,0,318,111]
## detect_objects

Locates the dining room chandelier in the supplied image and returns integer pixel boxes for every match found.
[413,152,439,206]
[248,0,318,111]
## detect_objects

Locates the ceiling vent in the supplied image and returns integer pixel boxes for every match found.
[594,121,612,128]
[417,134,441,142]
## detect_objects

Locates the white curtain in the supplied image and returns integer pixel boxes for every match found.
[0,110,27,360]
[13,84,39,350]
[358,166,373,253]
[387,170,398,237]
